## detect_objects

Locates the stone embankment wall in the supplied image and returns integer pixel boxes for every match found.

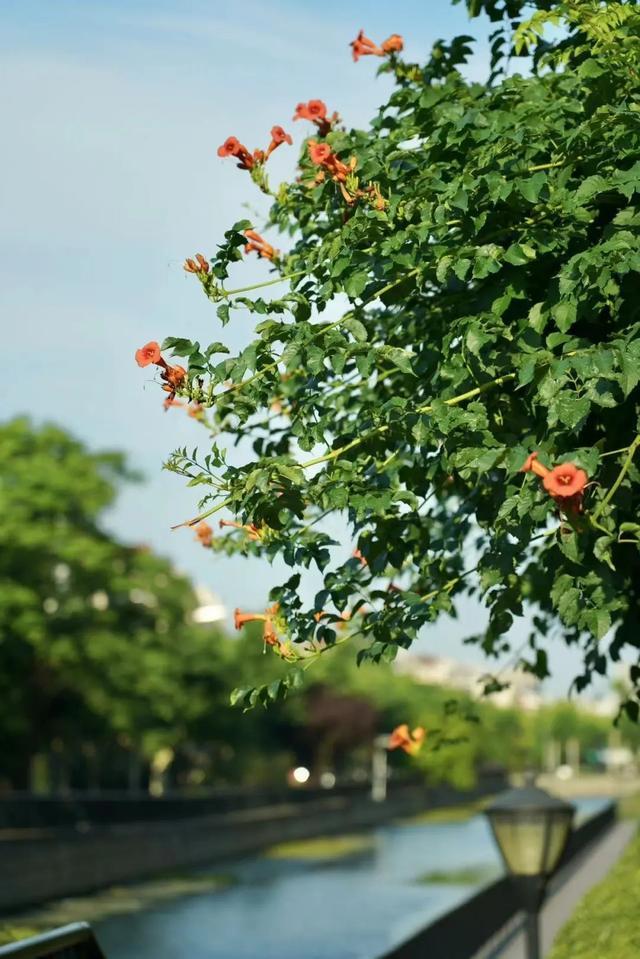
[1,782,499,912]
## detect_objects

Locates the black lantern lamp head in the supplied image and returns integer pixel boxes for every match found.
[486,781,574,913]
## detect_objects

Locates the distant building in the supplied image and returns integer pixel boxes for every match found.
[191,585,226,624]
[393,651,543,711]
[575,693,620,719]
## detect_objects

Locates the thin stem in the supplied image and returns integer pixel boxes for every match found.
[220,270,307,298]
[592,433,640,520]
[300,636,349,669]
[298,372,516,471]
[297,508,333,535]
[419,564,478,603]
[599,445,631,459]
[300,435,366,470]
[216,315,347,401]
[527,159,565,172]
[417,372,516,414]
[171,495,234,530]
[209,268,421,407]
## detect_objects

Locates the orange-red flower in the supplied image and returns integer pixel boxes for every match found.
[350,29,404,61]
[308,140,333,165]
[521,451,588,512]
[244,229,277,261]
[271,126,291,145]
[163,397,184,411]
[381,33,404,54]
[188,403,204,419]
[520,451,550,479]
[234,604,281,647]
[268,124,293,151]
[217,135,254,170]
[307,140,350,182]
[217,135,242,157]
[263,618,279,647]
[135,341,164,368]
[294,99,327,122]
[183,254,209,274]
[219,518,261,541]
[543,462,588,500]
[219,128,292,171]
[194,521,213,547]
[234,608,265,630]
[135,342,189,407]
[388,724,426,755]
[293,99,334,136]
[162,364,187,391]
[350,29,383,61]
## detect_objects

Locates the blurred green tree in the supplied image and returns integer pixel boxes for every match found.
[0,418,221,789]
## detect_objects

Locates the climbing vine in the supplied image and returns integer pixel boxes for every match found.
[136,2,640,719]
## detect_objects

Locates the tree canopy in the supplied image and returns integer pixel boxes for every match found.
[137,0,640,720]
[0,418,221,787]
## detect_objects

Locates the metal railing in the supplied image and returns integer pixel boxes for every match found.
[0,773,507,831]
[0,923,106,959]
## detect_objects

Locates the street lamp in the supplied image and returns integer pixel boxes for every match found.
[485,780,574,959]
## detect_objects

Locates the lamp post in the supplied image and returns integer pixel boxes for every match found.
[485,780,574,959]
[371,734,389,802]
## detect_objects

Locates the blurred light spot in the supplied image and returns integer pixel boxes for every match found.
[53,563,70,584]
[129,588,157,607]
[90,590,109,611]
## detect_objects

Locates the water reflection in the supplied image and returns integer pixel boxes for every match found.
[97,798,605,959]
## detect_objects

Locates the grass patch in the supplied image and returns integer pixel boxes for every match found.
[619,790,640,820]
[0,872,234,945]
[264,833,373,860]
[416,864,499,885]
[402,798,491,825]
[548,828,640,959]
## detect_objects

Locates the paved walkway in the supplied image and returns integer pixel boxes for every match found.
[475,820,637,958]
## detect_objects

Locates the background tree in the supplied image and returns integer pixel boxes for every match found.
[0,418,226,789]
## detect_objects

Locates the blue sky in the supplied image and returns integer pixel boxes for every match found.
[0,0,599,696]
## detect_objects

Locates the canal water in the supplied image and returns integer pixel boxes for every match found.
[97,798,605,959]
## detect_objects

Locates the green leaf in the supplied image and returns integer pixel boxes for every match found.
[517,172,547,204]
[554,394,590,429]
[379,346,415,375]
[594,535,616,571]
[557,587,581,626]
[504,243,536,266]
[553,302,577,333]
[344,272,368,298]
[206,341,231,357]
[528,302,547,334]
[343,317,368,342]
[466,326,490,355]
[582,608,612,641]
[161,337,196,356]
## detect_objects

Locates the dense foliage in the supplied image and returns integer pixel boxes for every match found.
[2,419,635,790]
[142,0,640,717]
